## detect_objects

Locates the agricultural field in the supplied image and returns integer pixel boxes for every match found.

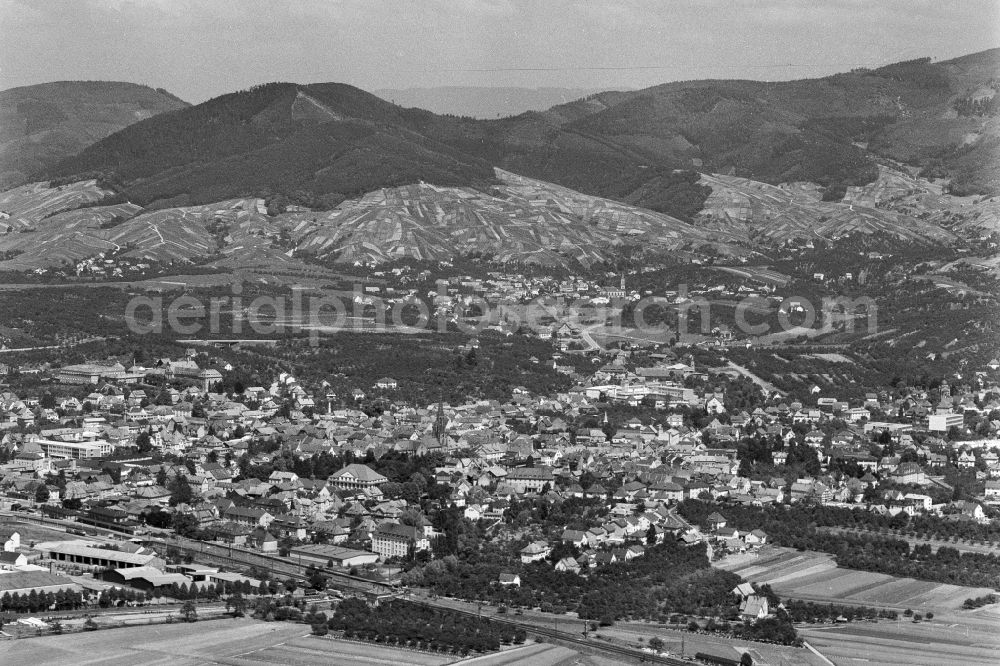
[0,619,305,665]
[0,619,607,666]
[718,547,1000,664]
[0,620,459,666]
[240,635,455,666]
[798,616,1000,666]
[379,642,589,666]
[718,547,995,611]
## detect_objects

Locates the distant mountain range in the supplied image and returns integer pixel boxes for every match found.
[372,87,614,119]
[0,49,996,275]
[0,81,188,190]
[30,49,999,219]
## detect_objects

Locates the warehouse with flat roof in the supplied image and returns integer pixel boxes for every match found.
[36,541,164,569]
[103,566,190,592]
[287,544,379,568]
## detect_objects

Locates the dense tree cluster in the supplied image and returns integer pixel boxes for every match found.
[683,499,1000,548]
[278,329,574,405]
[732,612,799,645]
[251,594,315,623]
[954,92,1000,118]
[783,599,898,623]
[327,598,524,655]
[615,168,712,221]
[962,594,998,610]
[406,540,754,628]
[674,607,800,646]
[0,589,88,613]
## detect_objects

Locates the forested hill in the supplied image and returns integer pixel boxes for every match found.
[39,50,1000,214]
[42,82,498,211]
[0,81,189,190]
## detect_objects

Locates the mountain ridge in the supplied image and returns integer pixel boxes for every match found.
[34,49,1000,220]
[372,86,616,119]
[0,81,189,190]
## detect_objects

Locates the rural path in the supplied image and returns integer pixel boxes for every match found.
[149,223,165,245]
[723,360,781,395]
[576,323,603,352]
[802,640,837,666]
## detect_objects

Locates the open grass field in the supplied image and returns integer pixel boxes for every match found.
[0,517,90,545]
[717,546,996,612]
[0,620,469,666]
[0,619,307,666]
[0,619,607,666]
[239,635,454,666]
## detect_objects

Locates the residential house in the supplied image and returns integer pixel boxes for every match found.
[520,540,552,564]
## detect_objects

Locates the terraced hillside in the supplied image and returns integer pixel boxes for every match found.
[284,169,747,266]
[0,163,979,273]
[0,179,112,233]
[0,170,744,271]
[0,196,271,271]
[695,170,959,245]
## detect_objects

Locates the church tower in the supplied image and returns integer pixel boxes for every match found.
[433,397,447,443]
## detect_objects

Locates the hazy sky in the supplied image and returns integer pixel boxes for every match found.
[1,0,997,103]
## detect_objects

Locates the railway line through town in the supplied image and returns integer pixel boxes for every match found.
[148,536,396,595]
[1,511,396,593]
[404,598,692,665]
[2,511,800,664]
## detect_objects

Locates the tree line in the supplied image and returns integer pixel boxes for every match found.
[0,589,88,613]
[327,598,525,655]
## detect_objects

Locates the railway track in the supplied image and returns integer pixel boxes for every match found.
[529,624,689,665]
[0,513,393,594]
[405,599,690,665]
[151,538,685,663]
[151,536,395,594]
